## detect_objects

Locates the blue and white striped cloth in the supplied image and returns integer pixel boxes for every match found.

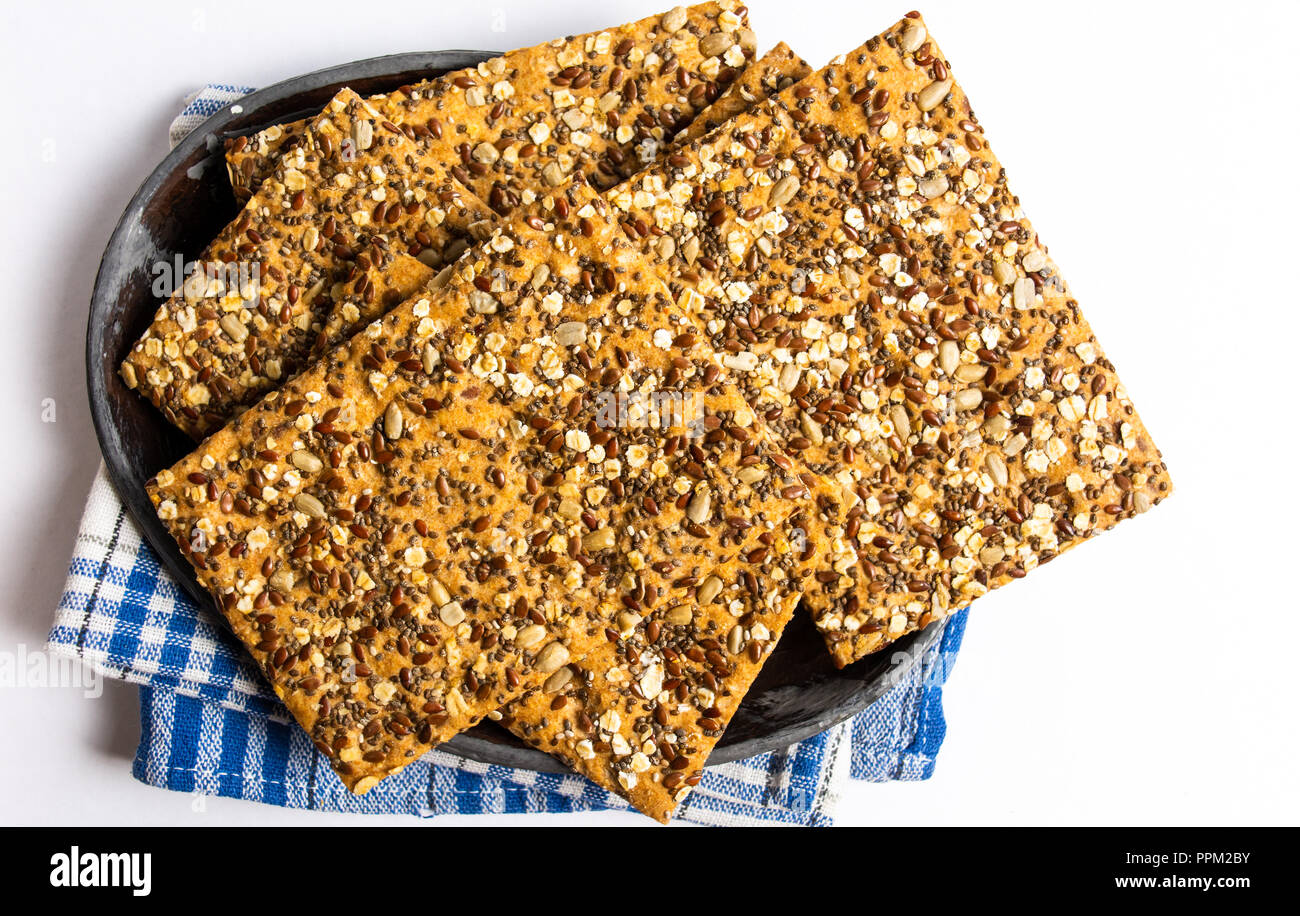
[47,86,968,825]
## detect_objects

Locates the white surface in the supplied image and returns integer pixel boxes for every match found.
[1,0,1296,827]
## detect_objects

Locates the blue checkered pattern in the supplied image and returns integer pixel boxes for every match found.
[49,85,969,824]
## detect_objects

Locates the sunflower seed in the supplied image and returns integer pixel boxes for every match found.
[1022,249,1048,272]
[727,624,744,655]
[429,578,451,607]
[736,466,767,485]
[918,78,953,111]
[535,641,569,674]
[421,343,439,374]
[955,363,987,383]
[938,339,960,377]
[801,412,825,445]
[220,314,248,343]
[953,388,983,411]
[686,489,711,525]
[544,666,573,693]
[699,32,734,58]
[891,404,911,438]
[984,414,1010,439]
[979,545,1005,565]
[515,624,546,649]
[661,5,687,32]
[723,351,759,371]
[993,260,1017,286]
[1013,277,1035,310]
[638,665,663,699]
[438,602,465,626]
[985,453,1009,487]
[445,690,468,717]
[294,493,326,519]
[664,605,693,626]
[351,119,373,150]
[384,402,403,440]
[290,450,322,473]
[696,575,723,604]
[899,22,927,53]
[769,175,799,207]
[1004,432,1029,456]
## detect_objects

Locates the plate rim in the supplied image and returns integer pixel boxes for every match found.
[85,49,941,775]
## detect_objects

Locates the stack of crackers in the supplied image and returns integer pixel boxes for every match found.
[120,3,1170,822]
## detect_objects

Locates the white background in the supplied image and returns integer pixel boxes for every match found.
[1,0,1297,826]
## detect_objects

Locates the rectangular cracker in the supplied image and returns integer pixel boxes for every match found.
[122,88,492,438]
[225,3,757,208]
[146,180,851,797]
[590,13,1171,667]
[499,408,843,822]
[481,50,837,821]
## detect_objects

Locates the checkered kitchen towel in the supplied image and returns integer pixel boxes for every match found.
[47,85,968,825]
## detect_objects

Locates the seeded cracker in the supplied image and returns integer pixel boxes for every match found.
[497,399,843,821]
[224,3,756,209]
[146,177,848,796]
[671,41,811,146]
[122,89,492,438]
[481,54,840,821]
[309,181,492,359]
[595,13,1171,667]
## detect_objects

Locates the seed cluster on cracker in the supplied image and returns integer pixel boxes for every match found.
[127,4,1169,822]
